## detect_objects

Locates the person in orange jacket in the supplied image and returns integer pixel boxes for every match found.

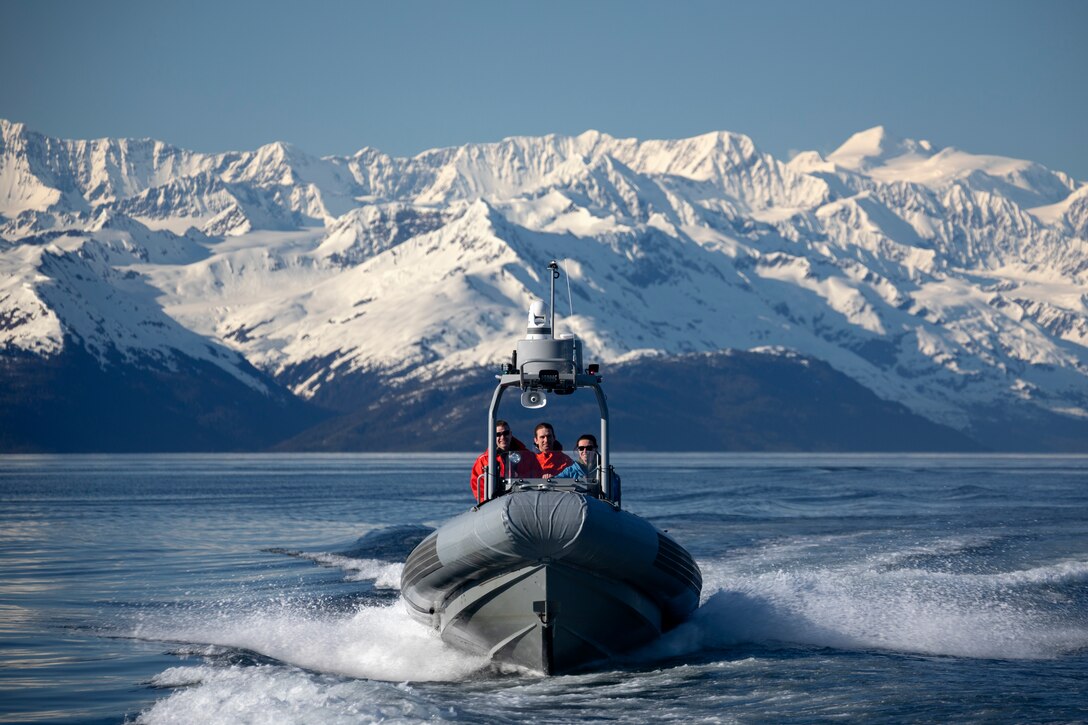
[533,422,574,477]
[470,420,542,502]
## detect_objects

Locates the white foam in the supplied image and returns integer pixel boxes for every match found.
[651,557,1088,661]
[295,551,404,588]
[138,664,451,724]
[132,600,488,683]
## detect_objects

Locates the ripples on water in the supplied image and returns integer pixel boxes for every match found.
[0,454,1086,723]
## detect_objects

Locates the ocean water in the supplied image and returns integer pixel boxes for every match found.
[1,453,1086,724]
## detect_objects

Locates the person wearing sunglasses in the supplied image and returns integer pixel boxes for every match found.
[546,434,599,481]
[470,420,542,502]
[533,422,574,477]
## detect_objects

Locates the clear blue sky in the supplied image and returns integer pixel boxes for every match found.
[3,0,1086,180]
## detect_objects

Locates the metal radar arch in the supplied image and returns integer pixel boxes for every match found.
[483,261,616,505]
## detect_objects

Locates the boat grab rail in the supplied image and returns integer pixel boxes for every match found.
[509,478,602,497]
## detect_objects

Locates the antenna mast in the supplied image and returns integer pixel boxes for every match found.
[547,260,560,336]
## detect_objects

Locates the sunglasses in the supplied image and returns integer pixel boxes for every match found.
[496,430,511,438]
[577,445,597,451]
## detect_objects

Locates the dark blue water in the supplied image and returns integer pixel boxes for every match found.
[1,453,1086,723]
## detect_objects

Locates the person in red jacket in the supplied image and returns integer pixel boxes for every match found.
[533,422,574,477]
[470,420,542,502]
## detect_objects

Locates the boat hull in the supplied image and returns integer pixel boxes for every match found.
[401,488,701,674]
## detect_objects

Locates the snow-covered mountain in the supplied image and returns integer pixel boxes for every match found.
[2,118,1086,451]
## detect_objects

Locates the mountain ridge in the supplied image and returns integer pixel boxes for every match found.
[1,119,1086,452]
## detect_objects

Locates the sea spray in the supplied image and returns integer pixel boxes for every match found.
[131,599,488,683]
[644,555,1088,662]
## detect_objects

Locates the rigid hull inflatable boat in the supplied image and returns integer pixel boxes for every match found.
[401,263,701,675]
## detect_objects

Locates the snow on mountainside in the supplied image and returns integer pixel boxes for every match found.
[2,118,1087,449]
